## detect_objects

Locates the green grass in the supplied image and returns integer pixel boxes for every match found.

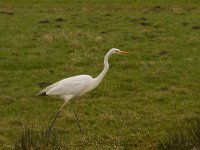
[0,0,200,149]
[14,126,65,149]
[157,116,200,150]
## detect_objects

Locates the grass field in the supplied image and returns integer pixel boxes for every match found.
[0,0,200,149]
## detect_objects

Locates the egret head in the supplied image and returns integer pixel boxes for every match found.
[109,48,130,55]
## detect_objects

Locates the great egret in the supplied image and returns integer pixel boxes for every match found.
[36,48,129,133]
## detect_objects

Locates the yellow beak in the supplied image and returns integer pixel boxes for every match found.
[119,50,130,55]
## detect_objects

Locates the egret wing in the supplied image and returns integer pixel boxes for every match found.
[46,75,92,96]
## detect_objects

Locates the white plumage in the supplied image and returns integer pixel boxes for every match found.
[37,75,94,102]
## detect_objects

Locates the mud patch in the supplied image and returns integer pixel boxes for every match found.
[38,20,50,24]
[48,69,54,73]
[158,50,168,56]
[104,13,112,16]
[140,21,151,26]
[55,25,62,28]
[0,11,14,15]
[151,6,165,12]
[0,57,7,60]
[77,25,84,28]
[182,22,189,26]
[100,31,107,34]
[130,17,151,26]
[143,5,165,13]
[140,17,147,21]
[0,96,15,105]
[55,18,64,22]
[36,82,51,88]
[192,25,200,30]
[131,36,140,40]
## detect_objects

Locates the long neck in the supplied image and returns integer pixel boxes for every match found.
[95,53,110,85]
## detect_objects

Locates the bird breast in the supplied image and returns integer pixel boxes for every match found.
[76,78,98,97]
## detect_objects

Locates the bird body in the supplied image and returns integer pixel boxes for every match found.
[37,48,128,102]
[37,75,96,101]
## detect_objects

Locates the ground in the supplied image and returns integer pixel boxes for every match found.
[0,0,200,149]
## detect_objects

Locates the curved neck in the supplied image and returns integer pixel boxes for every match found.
[95,53,110,84]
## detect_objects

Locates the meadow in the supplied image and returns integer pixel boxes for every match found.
[0,0,200,149]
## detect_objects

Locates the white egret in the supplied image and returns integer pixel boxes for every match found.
[36,48,129,133]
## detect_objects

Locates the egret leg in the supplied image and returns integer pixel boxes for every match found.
[47,100,68,134]
[73,102,83,134]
